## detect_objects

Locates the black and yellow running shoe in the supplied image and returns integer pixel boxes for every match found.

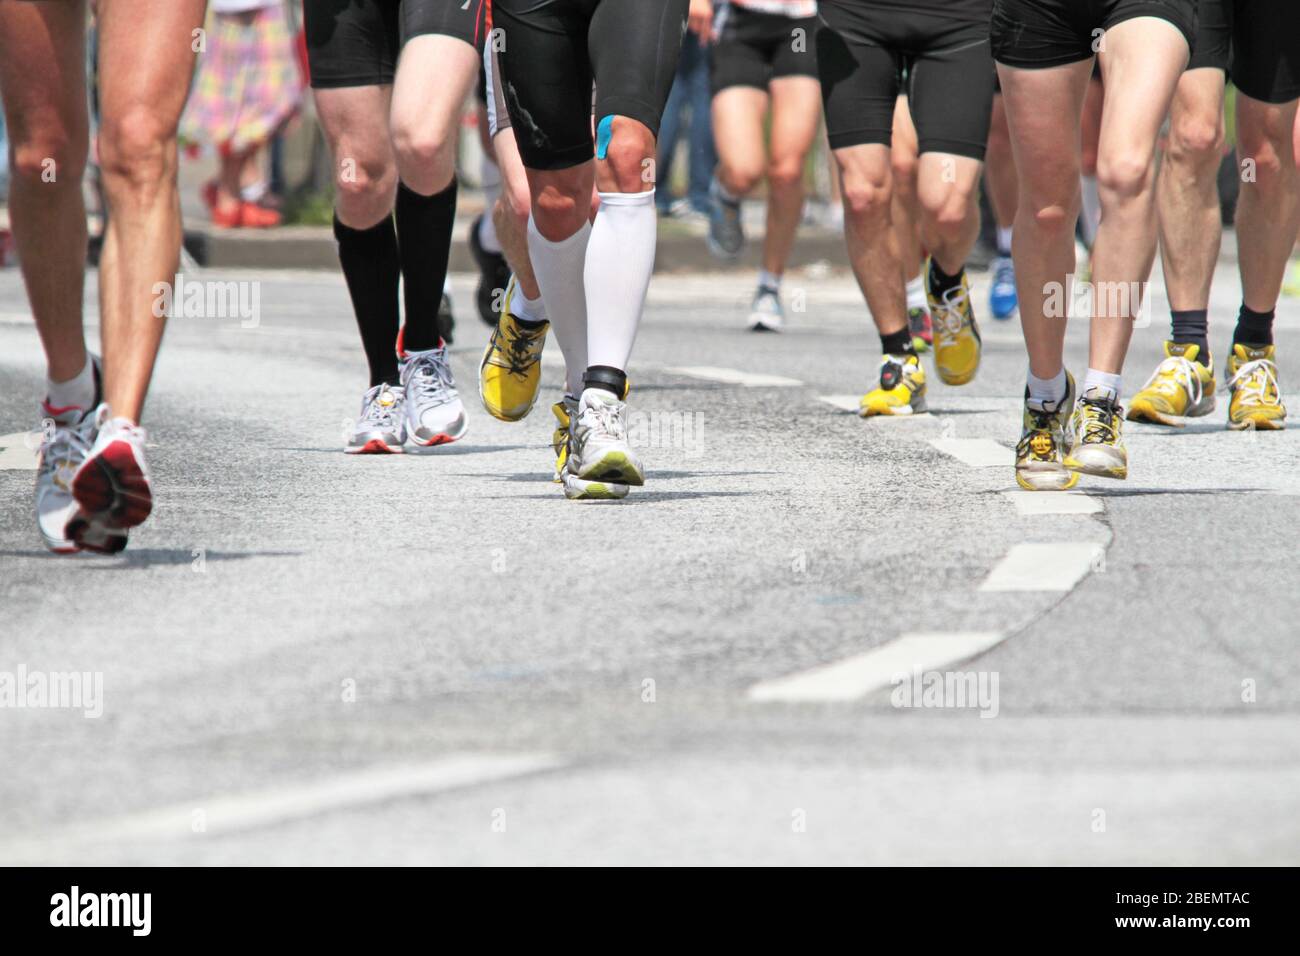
[927,262,982,385]
[478,276,549,422]
[1016,372,1078,491]
[860,353,926,417]
[1064,388,1127,479]
[1225,343,1286,431]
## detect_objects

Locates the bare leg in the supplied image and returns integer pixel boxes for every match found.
[998,59,1091,379]
[985,93,1017,231]
[1235,94,1300,313]
[916,153,983,275]
[762,76,821,277]
[1090,18,1189,373]
[1157,69,1225,312]
[95,0,207,422]
[711,85,768,199]
[0,0,89,383]
[491,127,541,300]
[314,86,397,229]
[833,143,906,336]
[389,35,479,195]
[890,95,923,281]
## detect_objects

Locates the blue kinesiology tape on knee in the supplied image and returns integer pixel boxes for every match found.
[595,115,615,161]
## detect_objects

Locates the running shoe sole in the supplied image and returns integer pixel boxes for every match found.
[1015,466,1080,492]
[1127,396,1216,428]
[64,514,129,554]
[562,473,630,500]
[1063,448,1127,480]
[345,439,404,454]
[70,439,152,529]
[577,449,645,486]
[1228,416,1286,431]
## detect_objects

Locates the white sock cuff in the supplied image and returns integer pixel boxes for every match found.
[1027,366,1067,406]
[596,189,655,207]
[1083,368,1122,401]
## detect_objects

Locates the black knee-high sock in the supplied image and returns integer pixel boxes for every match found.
[395,178,458,352]
[334,213,401,387]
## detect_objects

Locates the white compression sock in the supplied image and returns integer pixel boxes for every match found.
[1027,366,1067,407]
[479,155,503,254]
[1082,368,1122,402]
[585,189,657,372]
[905,273,926,311]
[1080,175,1100,248]
[528,216,590,396]
[478,210,502,255]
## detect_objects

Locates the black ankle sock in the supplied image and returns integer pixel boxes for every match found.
[1233,303,1274,347]
[928,258,964,298]
[395,178,458,351]
[880,328,915,358]
[583,365,627,399]
[1170,309,1210,365]
[334,213,400,387]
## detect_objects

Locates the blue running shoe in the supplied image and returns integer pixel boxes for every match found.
[990,256,1018,320]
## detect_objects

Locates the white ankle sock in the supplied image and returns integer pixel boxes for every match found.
[513,281,548,325]
[905,273,926,311]
[1027,366,1067,406]
[758,269,782,292]
[528,216,590,395]
[46,356,94,414]
[478,209,502,255]
[996,226,1013,257]
[1082,368,1122,402]
[585,189,656,371]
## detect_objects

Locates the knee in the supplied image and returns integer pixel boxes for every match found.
[1026,194,1078,237]
[840,169,892,220]
[602,123,657,193]
[1096,152,1153,201]
[334,154,396,212]
[890,152,919,193]
[1168,114,1224,164]
[767,157,804,192]
[9,134,86,186]
[98,106,175,192]
[391,124,454,182]
[532,183,588,237]
[1238,116,1294,186]
[721,161,764,196]
[921,184,976,233]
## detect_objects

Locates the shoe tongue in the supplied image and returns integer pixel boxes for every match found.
[1166,341,1199,361]
[1082,386,1116,405]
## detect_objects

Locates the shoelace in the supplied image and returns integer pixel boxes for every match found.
[487,322,543,378]
[40,420,93,489]
[1078,397,1119,444]
[933,285,970,336]
[582,399,626,442]
[994,260,1015,288]
[1226,358,1280,407]
[405,351,456,407]
[1139,355,1203,405]
[362,386,401,427]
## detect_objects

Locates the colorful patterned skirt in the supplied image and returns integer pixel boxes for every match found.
[181,2,304,156]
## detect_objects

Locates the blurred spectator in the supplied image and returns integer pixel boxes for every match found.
[181,0,303,228]
[656,0,717,219]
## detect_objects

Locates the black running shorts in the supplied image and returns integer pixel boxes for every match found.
[710,4,819,96]
[816,1,995,160]
[990,0,1197,70]
[305,0,490,89]
[1187,0,1300,104]
[493,0,690,171]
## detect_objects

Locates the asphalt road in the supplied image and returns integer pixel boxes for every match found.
[1,242,1297,865]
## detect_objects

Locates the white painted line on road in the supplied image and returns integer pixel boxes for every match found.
[668,366,803,388]
[929,437,1012,467]
[979,542,1105,592]
[816,394,934,419]
[1002,490,1102,515]
[0,431,38,470]
[749,631,1006,703]
[0,753,563,860]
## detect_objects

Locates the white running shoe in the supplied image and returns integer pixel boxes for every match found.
[345,383,406,454]
[400,345,468,447]
[747,286,784,332]
[66,404,152,552]
[568,388,644,488]
[35,397,102,553]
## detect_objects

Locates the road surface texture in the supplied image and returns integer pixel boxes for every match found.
[1,245,1297,865]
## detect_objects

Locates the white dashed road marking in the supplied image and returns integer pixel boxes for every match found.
[749,631,1007,702]
[0,431,38,470]
[816,394,934,418]
[667,366,803,387]
[979,542,1105,592]
[929,437,1012,467]
[1002,490,1102,515]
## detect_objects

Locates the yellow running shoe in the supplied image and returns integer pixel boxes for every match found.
[1064,389,1127,479]
[551,397,574,482]
[927,263,981,385]
[1282,260,1300,298]
[1016,371,1079,491]
[478,276,549,422]
[1225,343,1286,430]
[1127,342,1216,427]
[860,353,926,416]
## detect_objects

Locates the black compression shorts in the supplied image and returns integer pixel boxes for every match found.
[816,1,995,160]
[1187,0,1300,104]
[990,0,1197,70]
[305,0,489,89]
[710,5,819,96]
[493,0,690,171]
